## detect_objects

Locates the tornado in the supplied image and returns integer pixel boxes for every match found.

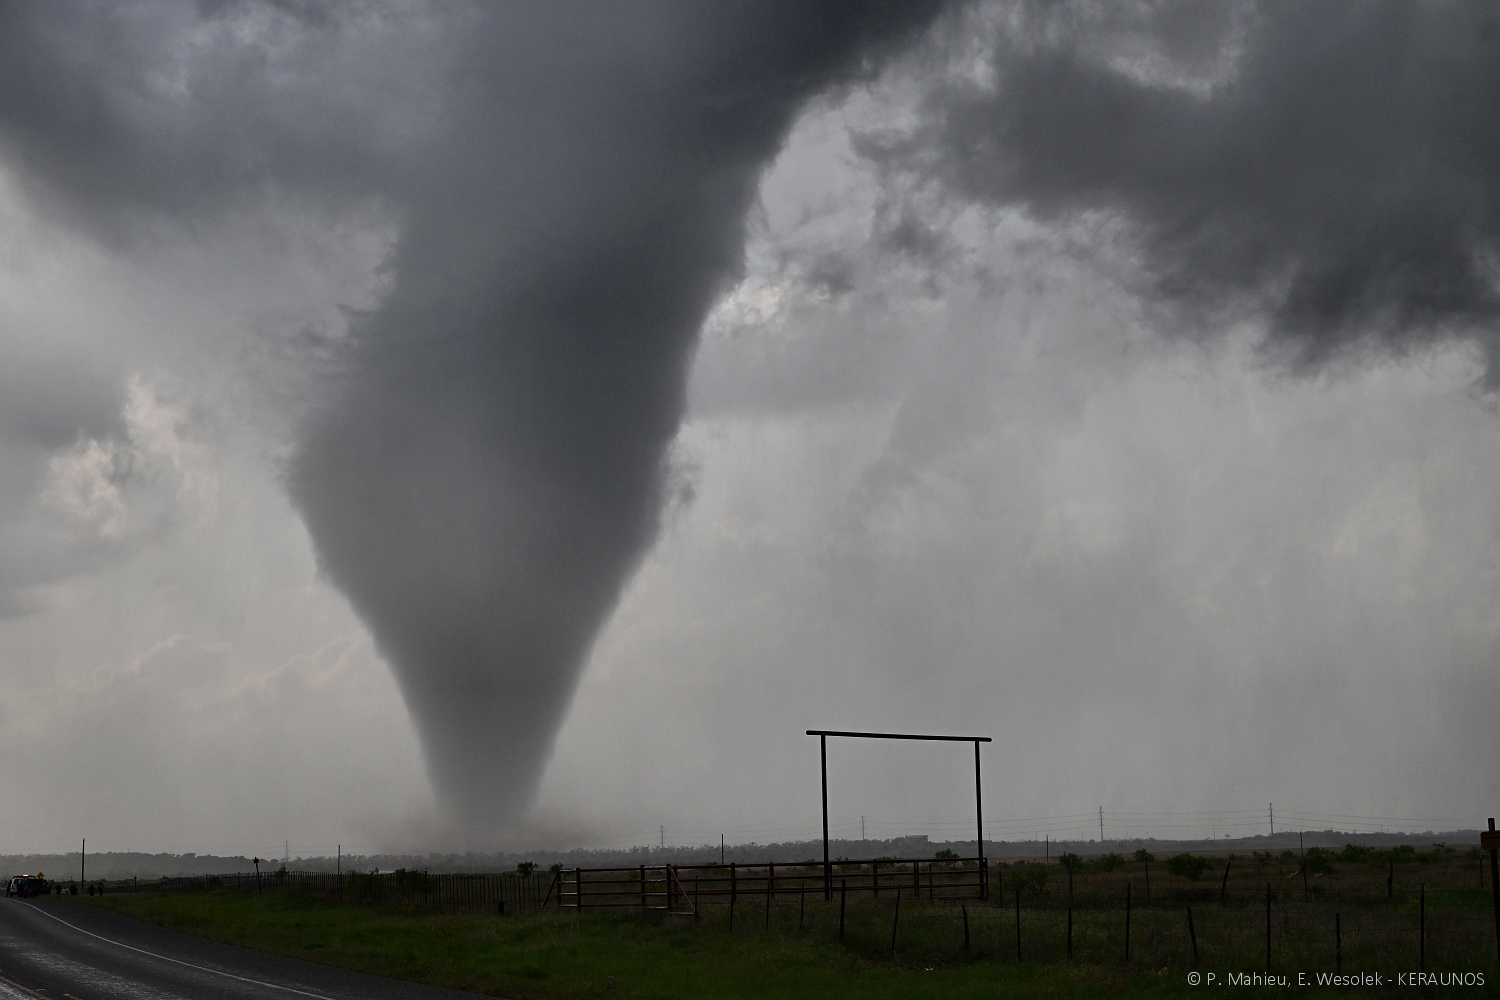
[286,2,945,836]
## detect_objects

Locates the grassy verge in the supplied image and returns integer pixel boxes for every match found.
[57,891,1448,998]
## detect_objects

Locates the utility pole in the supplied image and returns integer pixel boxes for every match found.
[659,826,665,850]
[1269,804,1274,836]
[1099,808,1104,843]
[720,834,724,865]
[861,816,865,842]
[81,839,85,883]
[284,840,289,864]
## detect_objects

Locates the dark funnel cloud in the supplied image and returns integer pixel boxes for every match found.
[906,0,1500,378]
[292,2,946,836]
[0,1,946,838]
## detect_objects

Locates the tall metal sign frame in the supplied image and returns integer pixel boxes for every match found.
[807,729,991,899]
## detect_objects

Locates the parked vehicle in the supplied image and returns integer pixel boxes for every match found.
[7,875,50,898]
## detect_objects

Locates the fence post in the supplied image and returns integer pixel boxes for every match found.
[1265,883,1272,972]
[1419,883,1425,973]
[928,863,933,901]
[1335,912,1341,974]
[1015,887,1022,963]
[1067,865,1074,961]
[1187,906,1199,968]
[1220,860,1231,902]
[1489,818,1500,972]
[839,879,847,942]
[961,902,970,956]
[891,888,901,958]
[1125,883,1131,963]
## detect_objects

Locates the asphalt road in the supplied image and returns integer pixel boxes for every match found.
[0,897,486,999]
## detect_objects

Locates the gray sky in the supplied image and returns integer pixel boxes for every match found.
[0,1,1496,856]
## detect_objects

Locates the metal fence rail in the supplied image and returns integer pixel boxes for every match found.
[558,857,988,911]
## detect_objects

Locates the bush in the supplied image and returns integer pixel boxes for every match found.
[1339,843,1377,864]
[1303,847,1335,876]
[1167,854,1210,880]
[1057,853,1082,874]
[516,862,537,876]
[1133,849,1155,864]
[1009,862,1049,895]
[1096,853,1125,872]
[934,849,959,860]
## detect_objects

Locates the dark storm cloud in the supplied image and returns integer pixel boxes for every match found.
[0,1,419,228]
[904,0,1500,378]
[0,1,946,837]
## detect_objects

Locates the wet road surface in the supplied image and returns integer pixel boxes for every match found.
[0,897,486,999]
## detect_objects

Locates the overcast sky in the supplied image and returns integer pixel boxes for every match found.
[0,1,1496,857]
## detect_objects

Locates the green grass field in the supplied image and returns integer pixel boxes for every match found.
[61,885,1489,999]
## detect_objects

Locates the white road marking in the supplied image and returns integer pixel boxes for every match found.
[0,972,40,998]
[18,905,338,1000]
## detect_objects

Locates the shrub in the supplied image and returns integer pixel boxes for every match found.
[1133,849,1155,864]
[549,863,564,873]
[1057,853,1082,874]
[1339,843,1377,864]
[516,862,537,876]
[1303,847,1335,876]
[1096,853,1125,872]
[1010,863,1049,894]
[934,849,959,860]
[1420,844,1454,865]
[1167,854,1210,880]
